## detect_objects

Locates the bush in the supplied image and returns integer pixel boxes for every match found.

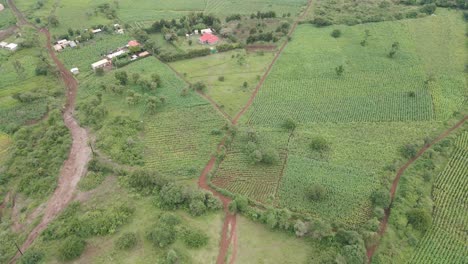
[400,144,418,158]
[115,232,138,250]
[147,225,176,248]
[58,236,86,261]
[282,118,297,130]
[192,82,207,92]
[371,189,391,208]
[407,208,432,232]
[19,249,44,264]
[159,213,181,226]
[307,183,327,201]
[310,137,330,153]
[181,229,209,248]
[331,29,342,38]
[218,76,225,82]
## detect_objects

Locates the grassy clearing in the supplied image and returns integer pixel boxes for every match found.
[170,50,274,116]
[0,0,16,29]
[236,216,312,264]
[407,132,468,264]
[246,10,466,126]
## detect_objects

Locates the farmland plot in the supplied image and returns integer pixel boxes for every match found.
[205,0,308,17]
[246,10,466,126]
[408,132,468,264]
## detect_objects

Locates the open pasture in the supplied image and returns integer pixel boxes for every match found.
[246,10,466,126]
[170,50,275,117]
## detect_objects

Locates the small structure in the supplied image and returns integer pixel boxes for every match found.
[107,50,126,59]
[201,28,213,34]
[57,39,69,46]
[138,51,150,58]
[131,54,138,61]
[53,44,63,52]
[116,29,124,34]
[199,33,219,45]
[70,67,79,75]
[114,24,121,29]
[0,42,7,48]
[92,29,102,34]
[69,41,77,48]
[5,43,18,51]
[91,59,111,71]
[128,40,140,47]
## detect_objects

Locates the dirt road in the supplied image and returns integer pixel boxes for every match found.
[366,115,467,263]
[7,1,92,263]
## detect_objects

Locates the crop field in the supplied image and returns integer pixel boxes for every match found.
[204,0,308,17]
[170,50,275,117]
[0,132,11,163]
[408,132,468,264]
[246,10,466,126]
[58,34,132,76]
[144,105,225,178]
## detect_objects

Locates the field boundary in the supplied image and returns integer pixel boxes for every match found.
[367,115,468,263]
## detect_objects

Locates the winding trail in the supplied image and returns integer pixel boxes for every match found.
[366,115,468,263]
[7,0,92,263]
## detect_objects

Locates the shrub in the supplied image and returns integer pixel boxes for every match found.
[189,200,207,216]
[294,220,308,237]
[181,229,209,248]
[331,29,342,38]
[371,189,391,208]
[159,213,181,227]
[19,249,44,264]
[400,144,418,158]
[192,82,207,92]
[407,208,432,232]
[115,232,138,250]
[58,236,86,261]
[218,76,225,82]
[310,137,330,153]
[147,225,176,248]
[282,118,297,130]
[261,148,279,164]
[307,183,327,201]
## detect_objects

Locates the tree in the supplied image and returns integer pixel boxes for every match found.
[132,73,140,84]
[115,71,128,85]
[389,41,400,58]
[282,118,297,130]
[159,183,184,209]
[147,225,176,248]
[58,236,86,261]
[151,73,161,85]
[309,219,333,239]
[335,65,344,76]
[165,249,179,264]
[400,144,417,158]
[407,208,432,232]
[371,189,391,208]
[189,200,207,216]
[182,228,209,248]
[307,183,327,201]
[294,220,308,237]
[48,15,59,27]
[115,232,138,250]
[331,29,342,38]
[261,148,279,164]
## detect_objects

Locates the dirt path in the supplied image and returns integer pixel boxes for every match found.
[366,115,467,263]
[0,25,18,41]
[7,1,92,263]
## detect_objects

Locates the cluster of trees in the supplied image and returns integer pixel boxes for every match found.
[147,13,222,36]
[95,3,118,19]
[250,11,277,19]
[242,128,280,165]
[400,0,467,9]
[226,14,242,22]
[246,32,278,44]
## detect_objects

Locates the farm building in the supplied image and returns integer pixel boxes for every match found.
[106,50,126,59]
[201,28,213,34]
[91,59,111,71]
[128,40,140,47]
[53,44,63,52]
[0,42,7,48]
[70,68,79,75]
[57,39,69,46]
[69,41,77,48]
[92,29,102,34]
[5,43,18,51]
[199,33,219,45]
[116,29,124,34]
[138,51,150,58]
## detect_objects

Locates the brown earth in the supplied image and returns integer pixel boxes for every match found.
[7,0,92,263]
[366,115,468,263]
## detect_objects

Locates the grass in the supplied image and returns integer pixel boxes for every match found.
[0,0,16,29]
[408,132,468,264]
[0,132,11,163]
[236,216,312,264]
[170,50,275,116]
[245,9,466,126]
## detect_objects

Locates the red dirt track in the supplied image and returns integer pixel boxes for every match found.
[7,0,92,263]
[366,115,467,263]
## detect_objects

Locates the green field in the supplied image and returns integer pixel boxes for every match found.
[408,132,468,264]
[0,0,16,29]
[170,50,275,117]
[246,9,466,126]
[0,132,11,163]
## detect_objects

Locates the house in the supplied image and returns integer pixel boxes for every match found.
[70,68,79,75]
[106,50,126,59]
[201,28,213,34]
[92,29,102,34]
[5,43,18,51]
[57,39,69,46]
[199,33,219,45]
[138,51,150,58]
[91,59,112,71]
[69,41,77,48]
[128,40,140,47]
[116,29,124,34]
[0,42,8,48]
[53,44,63,52]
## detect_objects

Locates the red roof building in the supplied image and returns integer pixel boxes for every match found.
[199,33,219,45]
[128,40,140,47]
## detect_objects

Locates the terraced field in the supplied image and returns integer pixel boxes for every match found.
[246,10,465,126]
[408,132,468,264]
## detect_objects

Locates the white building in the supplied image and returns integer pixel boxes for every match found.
[5,43,18,51]
[92,29,102,34]
[53,44,63,52]
[57,39,69,46]
[106,50,126,59]
[91,59,111,71]
[70,68,79,75]
[200,28,213,34]
[69,41,77,48]
[0,42,8,48]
